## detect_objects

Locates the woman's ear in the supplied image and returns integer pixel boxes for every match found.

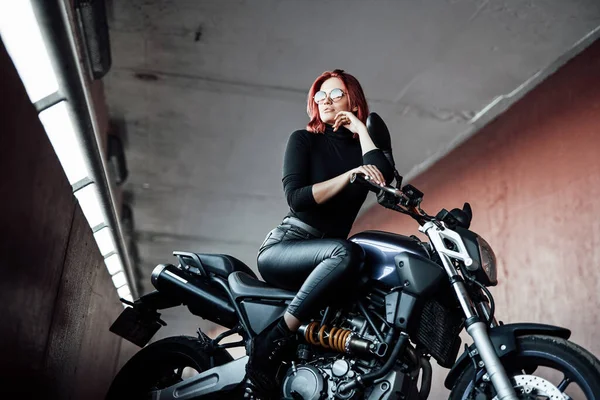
[352,106,358,112]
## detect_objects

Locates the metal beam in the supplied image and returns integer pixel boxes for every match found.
[30,0,138,297]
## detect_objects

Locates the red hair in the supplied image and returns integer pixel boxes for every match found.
[306,69,369,134]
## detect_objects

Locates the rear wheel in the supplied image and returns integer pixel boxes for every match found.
[449,335,600,400]
[106,336,233,400]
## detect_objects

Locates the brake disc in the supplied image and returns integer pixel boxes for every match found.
[489,374,570,400]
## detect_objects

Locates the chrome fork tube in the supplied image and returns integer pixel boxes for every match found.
[467,321,517,400]
[421,222,517,400]
[450,275,476,319]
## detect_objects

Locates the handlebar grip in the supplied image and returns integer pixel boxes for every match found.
[352,173,407,201]
[350,173,381,193]
[350,173,371,185]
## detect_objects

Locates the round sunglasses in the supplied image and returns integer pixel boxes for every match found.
[313,88,345,104]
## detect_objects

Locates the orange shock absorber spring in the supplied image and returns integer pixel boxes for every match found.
[303,322,353,353]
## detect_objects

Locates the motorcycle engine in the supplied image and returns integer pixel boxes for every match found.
[282,314,413,399]
[281,356,362,400]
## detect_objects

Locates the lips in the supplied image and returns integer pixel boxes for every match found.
[322,108,335,113]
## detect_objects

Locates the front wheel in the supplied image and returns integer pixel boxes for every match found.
[449,335,600,400]
[106,335,233,400]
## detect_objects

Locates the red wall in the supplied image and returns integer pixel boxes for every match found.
[353,39,600,396]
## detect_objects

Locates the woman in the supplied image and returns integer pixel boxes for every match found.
[241,69,394,399]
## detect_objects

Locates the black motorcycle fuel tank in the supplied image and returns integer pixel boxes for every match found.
[350,230,444,295]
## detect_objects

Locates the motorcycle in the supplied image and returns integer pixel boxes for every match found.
[107,113,600,400]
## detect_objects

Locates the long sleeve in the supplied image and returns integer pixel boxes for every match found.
[362,148,395,184]
[282,131,317,212]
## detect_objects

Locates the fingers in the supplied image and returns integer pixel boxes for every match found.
[332,114,340,131]
[332,115,342,131]
[372,165,385,186]
[361,165,385,186]
[333,111,352,131]
[335,111,350,120]
[372,166,386,185]
[366,165,385,186]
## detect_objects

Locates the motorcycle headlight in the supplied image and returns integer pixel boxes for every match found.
[476,235,497,285]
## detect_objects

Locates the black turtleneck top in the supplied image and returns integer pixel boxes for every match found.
[282,125,394,239]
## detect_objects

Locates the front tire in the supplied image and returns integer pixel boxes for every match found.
[449,335,600,399]
[106,336,233,400]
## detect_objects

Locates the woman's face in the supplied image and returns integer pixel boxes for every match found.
[317,77,352,124]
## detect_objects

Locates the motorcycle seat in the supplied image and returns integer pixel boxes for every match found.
[228,271,296,300]
[174,251,257,279]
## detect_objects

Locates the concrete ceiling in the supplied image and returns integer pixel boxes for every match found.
[104,0,600,295]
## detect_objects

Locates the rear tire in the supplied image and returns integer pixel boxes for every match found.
[449,335,600,399]
[106,336,233,400]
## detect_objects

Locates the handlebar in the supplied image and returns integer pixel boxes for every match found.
[350,172,431,226]
[350,173,406,201]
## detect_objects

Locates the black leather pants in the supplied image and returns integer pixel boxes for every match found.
[257,222,365,320]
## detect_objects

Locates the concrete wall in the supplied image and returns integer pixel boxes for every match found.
[353,39,600,397]
[0,38,125,398]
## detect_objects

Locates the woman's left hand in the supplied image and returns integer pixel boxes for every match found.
[333,111,366,135]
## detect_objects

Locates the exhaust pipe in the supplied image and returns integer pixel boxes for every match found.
[151,264,238,328]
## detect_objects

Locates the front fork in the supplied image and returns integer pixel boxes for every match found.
[422,222,517,400]
[465,320,516,399]
[476,299,499,328]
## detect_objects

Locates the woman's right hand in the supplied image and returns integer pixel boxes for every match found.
[348,165,386,187]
